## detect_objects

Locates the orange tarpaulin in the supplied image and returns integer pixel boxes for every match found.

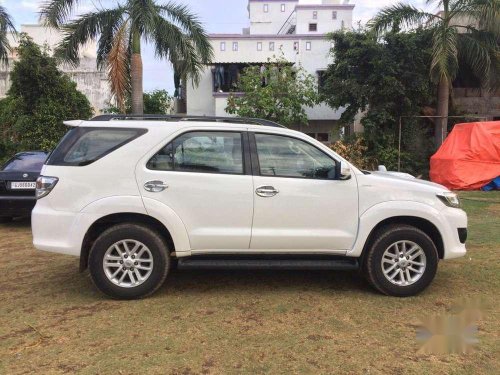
[430,121,500,190]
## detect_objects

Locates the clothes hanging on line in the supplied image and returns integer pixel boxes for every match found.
[214,64,225,90]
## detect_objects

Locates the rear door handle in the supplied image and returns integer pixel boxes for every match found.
[255,186,279,197]
[144,180,168,192]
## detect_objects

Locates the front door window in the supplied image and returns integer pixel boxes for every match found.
[254,133,337,179]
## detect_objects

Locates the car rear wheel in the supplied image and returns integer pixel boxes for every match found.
[88,224,170,299]
[364,225,438,297]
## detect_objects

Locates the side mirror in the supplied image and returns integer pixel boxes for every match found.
[378,165,387,172]
[338,161,351,180]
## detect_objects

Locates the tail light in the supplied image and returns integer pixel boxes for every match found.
[36,176,59,199]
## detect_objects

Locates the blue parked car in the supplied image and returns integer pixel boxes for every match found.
[0,151,48,222]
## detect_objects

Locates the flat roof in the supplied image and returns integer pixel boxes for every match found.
[295,4,355,10]
[209,33,330,40]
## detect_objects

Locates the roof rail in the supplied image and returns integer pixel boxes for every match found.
[90,114,286,128]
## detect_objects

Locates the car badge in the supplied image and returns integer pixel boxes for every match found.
[23,173,28,178]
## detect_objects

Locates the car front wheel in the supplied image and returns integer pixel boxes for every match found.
[364,225,438,297]
[88,224,170,299]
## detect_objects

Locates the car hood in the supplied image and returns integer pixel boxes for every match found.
[368,171,448,193]
[356,171,451,213]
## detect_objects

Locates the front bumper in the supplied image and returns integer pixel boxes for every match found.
[0,195,36,217]
[439,207,468,259]
[457,228,467,244]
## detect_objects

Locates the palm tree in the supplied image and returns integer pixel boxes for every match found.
[40,0,213,114]
[369,0,499,146]
[0,6,17,65]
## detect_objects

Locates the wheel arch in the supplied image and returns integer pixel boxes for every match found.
[358,216,445,265]
[79,213,176,272]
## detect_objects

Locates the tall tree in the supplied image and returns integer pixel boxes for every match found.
[40,0,213,114]
[322,29,436,175]
[0,5,17,64]
[370,0,500,147]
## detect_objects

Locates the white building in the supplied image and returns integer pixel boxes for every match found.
[185,0,354,143]
[1,24,111,114]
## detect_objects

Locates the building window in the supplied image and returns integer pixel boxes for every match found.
[281,4,286,12]
[293,41,299,51]
[313,11,318,19]
[257,42,262,51]
[306,41,311,51]
[309,23,317,32]
[220,42,226,51]
[332,11,337,20]
[317,133,329,142]
[263,4,269,13]
[341,20,345,29]
[317,70,327,93]
[232,42,238,51]
[269,42,275,51]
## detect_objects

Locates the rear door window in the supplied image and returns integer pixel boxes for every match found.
[46,127,146,166]
[147,131,244,174]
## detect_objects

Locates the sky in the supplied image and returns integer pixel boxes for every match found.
[1,0,434,93]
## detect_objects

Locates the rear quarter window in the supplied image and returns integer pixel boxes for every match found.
[46,127,147,166]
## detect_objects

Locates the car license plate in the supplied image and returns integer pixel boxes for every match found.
[10,181,36,190]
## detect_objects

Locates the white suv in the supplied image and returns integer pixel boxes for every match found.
[32,115,468,299]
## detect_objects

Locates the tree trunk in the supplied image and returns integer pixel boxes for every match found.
[435,76,449,148]
[130,30,143,114]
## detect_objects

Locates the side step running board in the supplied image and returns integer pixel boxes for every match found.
[177,258,359,271]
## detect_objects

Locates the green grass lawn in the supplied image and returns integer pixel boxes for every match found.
[0,192,498,374]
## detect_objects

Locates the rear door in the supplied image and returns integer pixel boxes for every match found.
[136,129,254,250]
[249,132,359,251]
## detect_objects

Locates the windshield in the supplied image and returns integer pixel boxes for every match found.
[2,152,47,172]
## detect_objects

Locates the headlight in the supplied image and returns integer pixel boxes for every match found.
[437,192,460,208]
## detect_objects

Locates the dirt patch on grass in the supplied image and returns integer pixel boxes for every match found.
[44,302,114,328]
[487,204,500,214]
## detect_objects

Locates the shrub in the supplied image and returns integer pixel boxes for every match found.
[103,90,173,115]
[225,55,319,126]
[0,34,93,158]
[330,135,376,170]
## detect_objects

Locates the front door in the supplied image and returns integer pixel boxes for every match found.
[136,130,254,250]
[250,132,359,251]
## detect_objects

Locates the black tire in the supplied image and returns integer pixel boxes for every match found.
[363,225,438,297]
[88,223,170,299]
[0,216,13,223]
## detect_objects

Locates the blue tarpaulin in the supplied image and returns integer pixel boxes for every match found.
[481,176,500,191]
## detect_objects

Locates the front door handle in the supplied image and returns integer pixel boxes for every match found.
[256,186,279,198]
[144,180,168,193]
